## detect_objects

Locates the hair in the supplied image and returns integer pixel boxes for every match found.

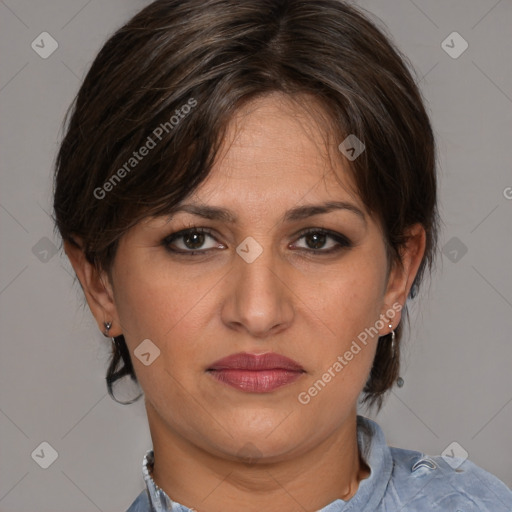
[53,0,438,409]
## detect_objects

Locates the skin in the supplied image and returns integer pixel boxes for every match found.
[65,92,425,512]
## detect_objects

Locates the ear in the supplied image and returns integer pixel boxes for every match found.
[64,236,123,337]
[379,223,426,331]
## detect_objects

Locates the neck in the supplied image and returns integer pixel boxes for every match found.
[146,404,370,512]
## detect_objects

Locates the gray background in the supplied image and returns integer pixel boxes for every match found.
[0,0,511,510]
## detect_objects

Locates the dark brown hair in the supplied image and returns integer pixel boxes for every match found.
[53,0,438,409]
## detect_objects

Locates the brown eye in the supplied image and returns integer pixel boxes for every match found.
[163,228,224,254]
[304,232,328,249]
[183,231,206,250]
[292,229,352,254]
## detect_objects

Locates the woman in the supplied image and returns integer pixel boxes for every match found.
[52,0,512,510]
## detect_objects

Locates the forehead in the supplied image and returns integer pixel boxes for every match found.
[191,92,362,210]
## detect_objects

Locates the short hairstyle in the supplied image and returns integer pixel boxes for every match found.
[53,0,438,409]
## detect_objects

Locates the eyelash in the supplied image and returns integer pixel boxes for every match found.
[161,225,353,256]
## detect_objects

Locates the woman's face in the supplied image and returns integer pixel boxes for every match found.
[89,93,418,462]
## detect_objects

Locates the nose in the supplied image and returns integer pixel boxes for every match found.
[221,241,295,338]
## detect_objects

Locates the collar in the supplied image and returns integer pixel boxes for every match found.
[141,415,393,511]
[142,449,176,512]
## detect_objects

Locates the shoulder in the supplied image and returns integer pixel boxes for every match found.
[387,445,512,511]
[125,489,150,512]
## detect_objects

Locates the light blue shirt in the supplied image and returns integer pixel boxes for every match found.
[126,415,512,511]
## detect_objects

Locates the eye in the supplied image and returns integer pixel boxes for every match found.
[162,226,352,257]
[162,227,225,254]
[291,228,352,253]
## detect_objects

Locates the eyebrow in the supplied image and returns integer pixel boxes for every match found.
[166,201,366,224]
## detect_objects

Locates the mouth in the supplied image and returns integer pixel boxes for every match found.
[206,352,305,393]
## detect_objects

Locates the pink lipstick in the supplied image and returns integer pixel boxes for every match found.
[207,352,305,393]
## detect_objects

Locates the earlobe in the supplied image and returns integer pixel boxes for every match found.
[63,237,122,337]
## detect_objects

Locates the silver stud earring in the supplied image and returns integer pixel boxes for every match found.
[103,321,112,338]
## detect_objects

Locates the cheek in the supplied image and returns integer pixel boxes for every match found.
[292,253,386,406]
[302,250,387,340]
[111,255,223,389]
[112,252,213,342]
[294,293,379,423]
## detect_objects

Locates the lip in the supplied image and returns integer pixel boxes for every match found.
[208,352,304,371]
[207,352,305,393]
